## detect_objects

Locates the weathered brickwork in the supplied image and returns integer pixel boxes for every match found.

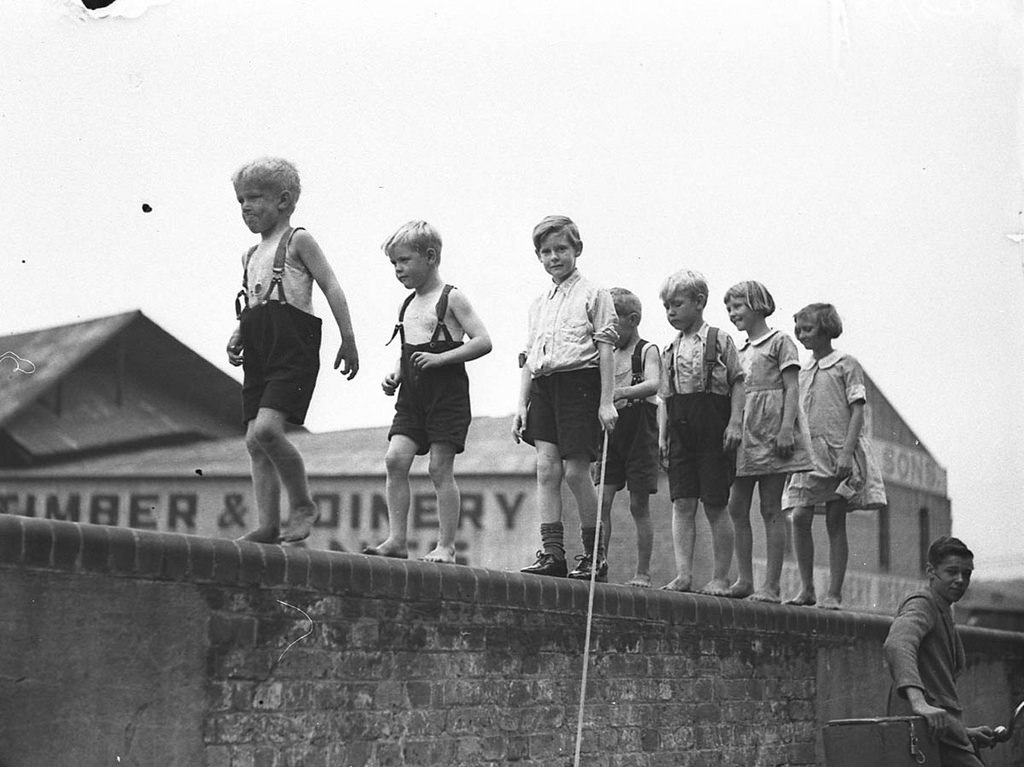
[1,514,1022,767]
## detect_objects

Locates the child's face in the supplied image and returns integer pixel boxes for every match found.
[613,311,639,349]
[794,317,827,352]
[388,243,435,290]
[927,555,973,604]
[663,290,703,333]
[235,183,286,234]
[536,231,580,284]
[725,297,758,334]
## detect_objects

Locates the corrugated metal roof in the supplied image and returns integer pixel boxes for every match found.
[0,415,535,478]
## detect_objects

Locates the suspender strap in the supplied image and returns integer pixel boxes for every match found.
[630,339,648,385]
[429,284,456,345]
[386,292,418,346]
[264,227,299,304]
[235,244,259,319]
[703,327,718,394]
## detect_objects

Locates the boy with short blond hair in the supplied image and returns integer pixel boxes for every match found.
[658,269,744,594]
[364,220,492,564]
[596,287,662,587]
[226,157,359,544]
[512,215,618,581]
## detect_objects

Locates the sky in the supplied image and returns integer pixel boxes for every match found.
[2,0,1023,579]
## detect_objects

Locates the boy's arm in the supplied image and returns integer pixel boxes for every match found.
[657,398,669,469]
[512,364,532,443]
[293,230,359,379]
[597,341,617,432]
[409,289,492,370]
[226,321,244,366]
[382,355,401,396]
[884,598,948,737]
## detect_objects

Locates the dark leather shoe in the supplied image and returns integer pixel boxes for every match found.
[521,551,567,577]
[567,553,608,583]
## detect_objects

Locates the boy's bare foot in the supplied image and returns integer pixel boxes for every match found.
[699,578,731,597]
[784,590,817,606]
[726,579,754,599]
[361,538,409,559]
[660,575,692,592]
[747,588,781,604]
[422,544,456,564]
[817,595,842,610]
[280,505,319,543]
[626,573,651,588]
[236,525,280,544]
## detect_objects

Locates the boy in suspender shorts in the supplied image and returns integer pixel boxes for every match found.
[595,288,662,587]
[226,157,359,544]
[364,221,492,564]
[657,270,744,594]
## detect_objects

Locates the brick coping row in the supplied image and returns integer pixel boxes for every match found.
[1,513,1020,649]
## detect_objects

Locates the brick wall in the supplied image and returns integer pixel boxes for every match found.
[0,514,1021,767]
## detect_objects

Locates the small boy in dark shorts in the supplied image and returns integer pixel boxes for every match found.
[657,269,744,594]
[226,157,359,544]
[364,221,491,564]
[595,288,662,587]
[512,215,618,581]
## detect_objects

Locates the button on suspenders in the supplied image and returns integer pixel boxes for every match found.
[235,227,303,319]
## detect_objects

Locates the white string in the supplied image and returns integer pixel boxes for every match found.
[572,428,610,767]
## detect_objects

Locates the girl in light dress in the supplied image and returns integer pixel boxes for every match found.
[723,281,813,603]
[784,303,886,610]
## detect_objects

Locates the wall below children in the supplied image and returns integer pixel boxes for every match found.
[0,515,1020,767]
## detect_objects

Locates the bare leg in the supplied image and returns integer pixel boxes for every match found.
[238,419,282,543]
[662,498,698,591]
[535,441,565,525]
[365,435,417,558]
[748,474,786,603]
[821,499,848,609]
[700,502,733,596]
[248,408,319,543]
[423,442,458,564]
[785,505,817,605]
[599,485,616,557]
[726,478,756,598]
[564,454,598,530]
[627,489,653,586]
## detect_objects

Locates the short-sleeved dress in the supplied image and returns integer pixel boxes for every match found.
[782,350,887,511]
[735,330,813,477]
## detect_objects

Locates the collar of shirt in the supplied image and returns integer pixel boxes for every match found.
[805,349,845,370]
[547,268,581,299]
[740,328,778,351]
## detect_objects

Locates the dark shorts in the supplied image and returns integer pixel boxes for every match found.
[665,393,734,506]
[596,401,659,493]
[240,302,321,425]
[524,368,602,460]
[389,353,471,455]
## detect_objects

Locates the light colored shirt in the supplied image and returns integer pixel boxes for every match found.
[523,269,617,377]
[658,322,744,398]
[613,337,660,408]
[243,228,315,315]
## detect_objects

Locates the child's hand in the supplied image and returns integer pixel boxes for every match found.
[775,426,795,458]
[723,421,742,453]
[382,372,400,396]
[410,351,444,370]
[226,333,244,367]
[658,439,670,470]
[967,726,996,749]
[835,450,854,480]
[335,338,359,380]
[511,410,526,443]
[598,403,618,433]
